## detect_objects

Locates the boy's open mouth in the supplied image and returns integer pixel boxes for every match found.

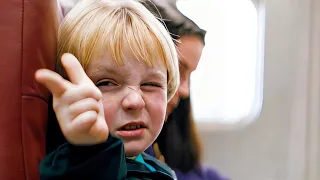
[117,122,147,137]
[118,122,147,131]
[121,125,145,130]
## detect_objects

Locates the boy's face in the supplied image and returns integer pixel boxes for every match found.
[86,47,167,157]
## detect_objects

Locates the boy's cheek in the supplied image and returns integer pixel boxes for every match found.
[149,100,167,121]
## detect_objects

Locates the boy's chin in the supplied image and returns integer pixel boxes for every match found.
[123,141,150,157]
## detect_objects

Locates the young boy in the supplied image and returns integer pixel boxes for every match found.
[35,0,179,179]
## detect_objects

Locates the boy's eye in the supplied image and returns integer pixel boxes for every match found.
[96,80,118,87]
[141,82,162,88]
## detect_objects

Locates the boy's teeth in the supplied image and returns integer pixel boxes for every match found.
[123,125,143,130]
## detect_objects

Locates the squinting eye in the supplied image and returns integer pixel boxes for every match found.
[141,83,162,88]
[96,80,117,87]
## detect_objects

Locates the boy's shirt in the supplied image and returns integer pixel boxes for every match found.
[40,135,175,180]
[133,154,156,172]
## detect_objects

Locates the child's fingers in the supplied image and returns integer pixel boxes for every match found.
[68,110,98,134]
[88,113,109,143]
[61,53,93,85]
[69,98,100,119]
[35,69,70,97]
[62,85,102,105]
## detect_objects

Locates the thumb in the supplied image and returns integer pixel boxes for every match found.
[35,69,71,97]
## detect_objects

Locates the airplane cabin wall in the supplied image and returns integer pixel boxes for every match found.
[198,0,320,179]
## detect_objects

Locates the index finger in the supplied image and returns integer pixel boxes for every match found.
[35,69,71,97]
[61,53,92,85]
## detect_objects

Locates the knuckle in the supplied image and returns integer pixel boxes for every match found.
[87,101,100,113]
[62,88,75,103]
[83,85,102,100]
[78,111,98,125]
[61,123,74,137]
[87,110,98,120]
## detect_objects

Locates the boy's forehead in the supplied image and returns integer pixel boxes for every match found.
[94,46,166,67]
[87,52,167,77]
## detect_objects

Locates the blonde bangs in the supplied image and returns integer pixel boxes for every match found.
[96,8,167,69]
[57,5,118,74]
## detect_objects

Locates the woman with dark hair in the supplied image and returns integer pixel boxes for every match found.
[144,1,229,179]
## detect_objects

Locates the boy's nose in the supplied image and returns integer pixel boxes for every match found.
[122,86,145,111]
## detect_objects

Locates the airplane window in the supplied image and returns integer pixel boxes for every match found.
[177,0,264,126]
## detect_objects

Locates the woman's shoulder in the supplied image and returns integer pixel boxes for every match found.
[173,165,229,180]
[201,166,230,180]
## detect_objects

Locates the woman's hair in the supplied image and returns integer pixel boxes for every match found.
[56,0,180,100]
[144,0,206,45]
[156,97,203,173]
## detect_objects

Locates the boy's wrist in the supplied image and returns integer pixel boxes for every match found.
[68,134,120,166]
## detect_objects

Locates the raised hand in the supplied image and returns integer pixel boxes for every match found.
[35,53,109,145]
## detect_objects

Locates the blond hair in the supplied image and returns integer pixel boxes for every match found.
[57,0,179,100]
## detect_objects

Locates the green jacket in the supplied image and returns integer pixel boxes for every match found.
[40,135,175,180]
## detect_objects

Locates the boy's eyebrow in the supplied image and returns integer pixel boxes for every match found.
[145,71,166,81]
[101,67,131,79]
